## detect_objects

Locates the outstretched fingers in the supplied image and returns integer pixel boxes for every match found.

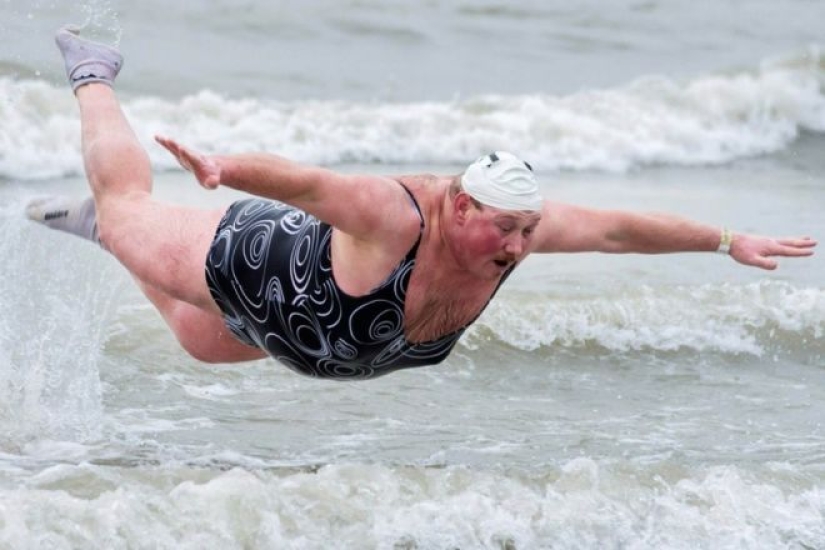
[731,234,816,270]
[155,135,221,189]
[775,237,817,255]
[155,135,196,173]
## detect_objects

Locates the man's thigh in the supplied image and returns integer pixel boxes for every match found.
[98,193,227,313]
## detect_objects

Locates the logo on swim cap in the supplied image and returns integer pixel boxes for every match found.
[461,152,543,211]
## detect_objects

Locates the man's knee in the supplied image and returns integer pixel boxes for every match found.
[94,192,152,251]
[166,307,222,363]
[179,340,224,364]
[163,304,264,363]
[177,332,265,364]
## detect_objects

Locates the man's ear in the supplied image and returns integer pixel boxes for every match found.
[454,193,474,225]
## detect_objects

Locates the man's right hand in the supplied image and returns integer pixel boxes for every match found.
[155,135,222,189]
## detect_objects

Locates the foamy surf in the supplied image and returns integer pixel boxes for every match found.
[1,47,823,180]
[467,281,825,356]
[0,460,821,550]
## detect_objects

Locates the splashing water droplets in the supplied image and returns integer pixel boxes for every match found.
[76,0,123,46]
[0,202,120,445]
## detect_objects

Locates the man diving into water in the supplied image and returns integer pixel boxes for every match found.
[28,27,817,380]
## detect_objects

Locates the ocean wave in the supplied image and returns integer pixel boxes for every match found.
[1,460,821,549]
[465,280,825,356]
[1,47,823,180]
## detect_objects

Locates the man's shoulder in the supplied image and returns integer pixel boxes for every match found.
[394,174,452,211]
[396,173,452,188]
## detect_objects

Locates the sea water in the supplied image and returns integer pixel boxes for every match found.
[0,1,823,548]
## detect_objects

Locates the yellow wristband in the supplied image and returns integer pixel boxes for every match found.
[717,227,733,255]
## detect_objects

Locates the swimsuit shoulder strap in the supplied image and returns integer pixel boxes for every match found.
[398,181,425,229]
[396,181,425,261]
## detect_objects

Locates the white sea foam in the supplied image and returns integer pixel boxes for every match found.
[0,460,821,549]
[1,48,823,180]
[466,281,825,355]
[180,383,241,401]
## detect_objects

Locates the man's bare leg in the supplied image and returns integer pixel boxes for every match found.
[27,196,266,362]
[74,85,220,312]
[51,27,266,363]
[25,193,265,360]
[138,282,267,363]
[55,24,219,312]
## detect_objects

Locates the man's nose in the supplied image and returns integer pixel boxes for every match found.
[504,234,524,256]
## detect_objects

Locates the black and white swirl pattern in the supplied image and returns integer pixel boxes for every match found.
[205,199,468,380]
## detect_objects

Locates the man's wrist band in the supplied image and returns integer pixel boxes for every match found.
[717,227,733,255]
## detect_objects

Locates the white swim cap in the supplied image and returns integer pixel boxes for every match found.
[461,152,543,211]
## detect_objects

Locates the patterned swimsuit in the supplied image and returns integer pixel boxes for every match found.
[205,188,508,380]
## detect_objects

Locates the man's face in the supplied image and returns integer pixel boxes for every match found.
[456,198,542,278]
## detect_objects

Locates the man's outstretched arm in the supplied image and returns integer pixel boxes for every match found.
[154,136,420,242]
[532,201,816,270]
